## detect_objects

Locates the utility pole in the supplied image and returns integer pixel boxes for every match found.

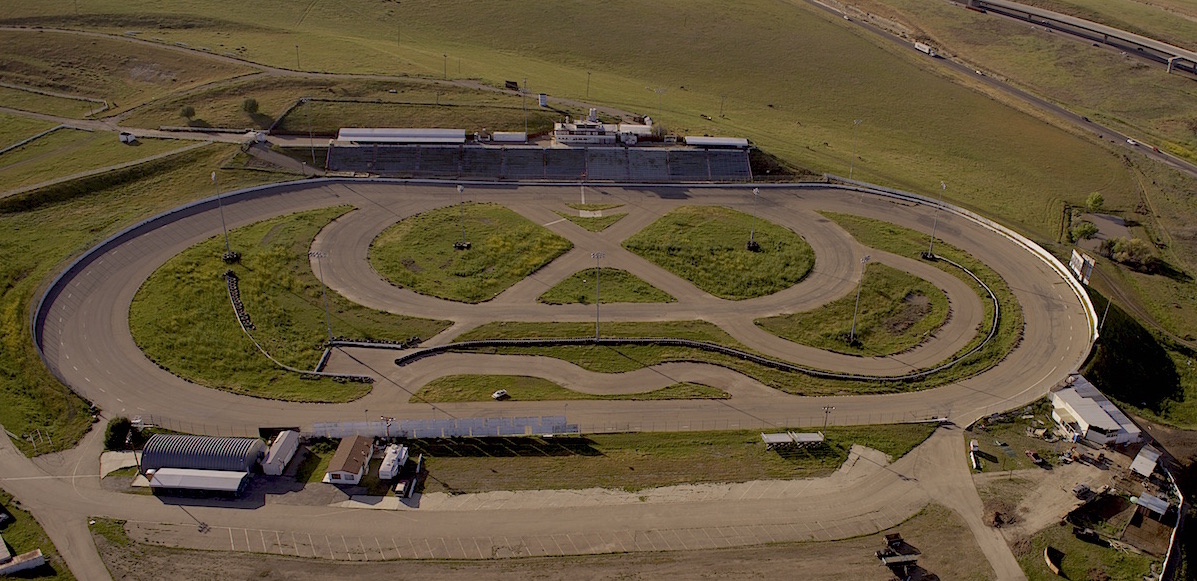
[212,172,230,255]
[747,187,761,251]
[849,119,863,180]
[928,181,946,257]
[309,251,332,342]
[849,255,871,344]
[592,251,604,340]
[586,71,591,99]
[823,405,835,432]
[443,54,447,79]
[295,45,300,70]
[454,185,470,250]
[522,78,528,136]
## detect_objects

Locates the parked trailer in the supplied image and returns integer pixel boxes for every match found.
[914,42,937,57]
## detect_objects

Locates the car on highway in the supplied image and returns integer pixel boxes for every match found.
[1127,138,1139,146]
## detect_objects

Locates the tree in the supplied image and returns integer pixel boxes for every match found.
[242,98,259,115]
[179,105,195,120]
[1100,237,1152,267]
[1072,221,1099,240]
[1086,192,1105,213]
[104,417,132,450]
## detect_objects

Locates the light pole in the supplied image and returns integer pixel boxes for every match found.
[381,416,394,439]
[592,251,604,340]
[586,71,591,99]
[747,187,761,251]
[212,172,230,255]
[443,54,447,79]
[822,405,835,432]
[927,181,946,257]
[454,185,469,250]
[648,87,666,121]
[294,45,300,70]
[522,78,528,136]
[849,119,863,180]
[849,255,871,345]
[309,251,332,343]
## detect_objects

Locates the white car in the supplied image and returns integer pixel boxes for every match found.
[492,389,509,400]
[1126,138,1138,146]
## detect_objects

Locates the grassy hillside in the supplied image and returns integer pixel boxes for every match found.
[0,0,1134,238]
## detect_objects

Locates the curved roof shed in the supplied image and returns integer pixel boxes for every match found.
[141,434,266,473]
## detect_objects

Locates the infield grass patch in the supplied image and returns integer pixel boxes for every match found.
[412,374,728,403]
[538,268,675,304]
[554,211,627,232]
[131,207,451,402]
[756,262,950,356]
[370,202,573,303]
[623,206,815,300]
[414,423,936,493]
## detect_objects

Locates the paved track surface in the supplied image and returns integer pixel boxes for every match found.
[13,181,1094,580]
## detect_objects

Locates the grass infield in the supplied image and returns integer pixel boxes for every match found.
[623,206,815,300]
[756,262,950,356]
[554,210,628,232]
[130,207,450,403]
[538,267,675,304]
[370,202,573,303]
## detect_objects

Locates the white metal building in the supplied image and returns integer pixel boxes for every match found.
[335,128,467,145]
[146,468,250,493]
[1050,375,1142,445]
[262,430,300,476]
[1131,444,1162,478]
[684,136,749,148]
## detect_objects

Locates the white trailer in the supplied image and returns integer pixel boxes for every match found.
[914,42,937,56]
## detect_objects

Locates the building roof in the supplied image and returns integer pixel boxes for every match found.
[1052,376,1141,436]
[147,468,249,492]
[336,128,467,144]
[1130,445,1162,478]
[684,136,749,148]
[1135,493,1170,515]
[327,436,372,476]
[141,434,266,473]
[263,430,300,472]
[0,532,11,563]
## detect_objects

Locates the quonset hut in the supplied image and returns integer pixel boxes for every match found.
[140,434,266,495]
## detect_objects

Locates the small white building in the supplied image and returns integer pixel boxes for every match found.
[1130,444,1162,478]
[262,430,300,476]
[377,444,409,480]
[1050,375,1142,445]
[323,436,373,485]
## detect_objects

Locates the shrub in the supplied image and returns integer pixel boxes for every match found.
[1085,192,1105,213]
[1072,221,1099,240]
[1100,237,1155,269]
[104,417,132,450]
[242,98,259,115]
[179,105,195,119]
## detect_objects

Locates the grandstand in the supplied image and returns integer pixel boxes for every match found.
[326,144,751,183]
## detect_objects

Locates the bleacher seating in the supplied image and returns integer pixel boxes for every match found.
[326,144,751,182]
[585,148,629,181]
[543,148,587,179]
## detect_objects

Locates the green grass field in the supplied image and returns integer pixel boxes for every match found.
[623,206,815,300]
[0,85,99,118]
[0,0,1137,239]
[0,129,187,193]
[1015,521,1158,580]
[0,112,56,149]
[370,202,573,303]
[0,29,252,117]
[554,210,628,232]
[756,262,951,356]
[538,268,675,304]
[130,207,451,402]
[277,100,559,136]
[0,144,282,456]
[415,423,936,493]
[411,374,728,403]
[0,490,76,580]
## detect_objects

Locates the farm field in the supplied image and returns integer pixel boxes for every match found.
[0,129,186,193]
[0,0,1136,239]
[0,29,253,117]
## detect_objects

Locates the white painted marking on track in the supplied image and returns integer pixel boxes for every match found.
[229,527,235,550]
[543,218,567,226]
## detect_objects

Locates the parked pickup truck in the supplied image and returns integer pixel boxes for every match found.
[1025,450,1046,465]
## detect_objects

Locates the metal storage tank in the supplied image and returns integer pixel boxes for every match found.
[140,434,267,473]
